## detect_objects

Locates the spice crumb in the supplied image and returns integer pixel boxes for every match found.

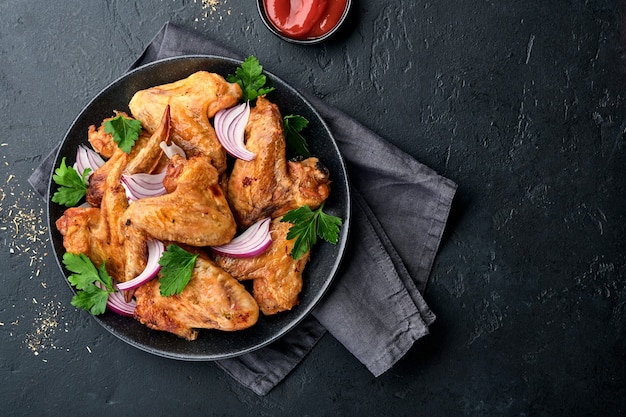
[193,0,230,21]
[24,300,64,356]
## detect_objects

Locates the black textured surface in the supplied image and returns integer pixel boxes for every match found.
[1,1,625,416]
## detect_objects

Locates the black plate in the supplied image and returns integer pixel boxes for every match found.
[47,55,351,361]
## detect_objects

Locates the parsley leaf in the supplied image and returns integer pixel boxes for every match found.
[62,252,114,315]
[103,115,142,154]
[281,204,343,260]
[158,244,199,296]
[227,56,275,101]
[71,285,111,316]
[283,114,311,157]
[51,157,90,207]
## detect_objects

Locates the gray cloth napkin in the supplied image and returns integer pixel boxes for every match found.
[30,22,457,396]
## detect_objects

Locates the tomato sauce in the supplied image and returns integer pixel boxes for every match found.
[263,0,348,40]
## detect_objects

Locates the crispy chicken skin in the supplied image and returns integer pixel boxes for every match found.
[215,218,309,315]
[85,150,126,208]
[227,96,331,228]
[125,105,172,175]
[128,71,241,173]
[86,107,171,207]
[87,112,127,159]
[123,154,237,247]
[56,152,146,282]
[134,253,259,340]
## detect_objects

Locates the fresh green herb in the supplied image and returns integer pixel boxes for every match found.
[281,203,342,260]
[227,56,275,102]
[283,114,311,157]
[158,244,199,296]
[51,157,91,207]
[103,115,142,154]
[63,252,113,315]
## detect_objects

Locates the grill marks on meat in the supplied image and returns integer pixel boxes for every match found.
[227,96,331,228]
[134,253,259,340]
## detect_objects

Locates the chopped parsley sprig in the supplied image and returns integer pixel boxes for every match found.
[103,115,142,153]
[63,244,198,317]
[227,56,275,102]
[281,204,342,260]
[283,114,311,157]
[158,244,199,296]
[51,157,90,207]
[63,252,114,315]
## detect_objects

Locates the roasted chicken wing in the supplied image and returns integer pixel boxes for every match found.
[125,105,172,175]
[227,96,331,228]
[133,253,259,340]
[123,154,237,247]
[128,71,241,173]
[214,218,309,315]
[86,107,171,207]
[56,151,147,282]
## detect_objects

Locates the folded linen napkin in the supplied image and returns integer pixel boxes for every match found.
[29,22,457,395]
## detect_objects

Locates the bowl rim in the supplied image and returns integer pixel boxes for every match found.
[256,0,353,45]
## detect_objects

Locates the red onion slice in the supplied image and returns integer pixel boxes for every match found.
[94,282,137,317]
[117,239,165,291]
[214,101,255,161]
[121,171,167,201]
[73,144,105,178]
[106,289,136,317]
[211,217,272,258]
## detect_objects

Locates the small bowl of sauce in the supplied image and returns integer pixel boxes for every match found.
[258,0,352,45]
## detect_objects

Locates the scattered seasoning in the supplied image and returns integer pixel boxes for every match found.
[24,300,65,356]
[0,169,65,358]
[193,0,232,22]
[1,176,49,279]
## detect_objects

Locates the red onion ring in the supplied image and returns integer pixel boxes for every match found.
[73,144,105,178]
[106,288,136,317]
[121,171,167,201]
[214,101,255,161]
[94,282,136,317]
[211,217,272,258]
[117,239,165,291]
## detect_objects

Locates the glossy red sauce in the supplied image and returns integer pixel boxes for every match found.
[263,0,348,40]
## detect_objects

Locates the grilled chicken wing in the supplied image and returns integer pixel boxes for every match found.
[128,71,241,173]
[125,105,171,175]
[86,107,171,207]
[87,112,128,159]
[214,218,309,315]
[227,96,331,228]
[133,253,259,340]
[123,154,237,247]
[56,152,146,282]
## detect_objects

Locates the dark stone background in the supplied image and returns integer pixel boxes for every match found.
[1,0,625,415]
